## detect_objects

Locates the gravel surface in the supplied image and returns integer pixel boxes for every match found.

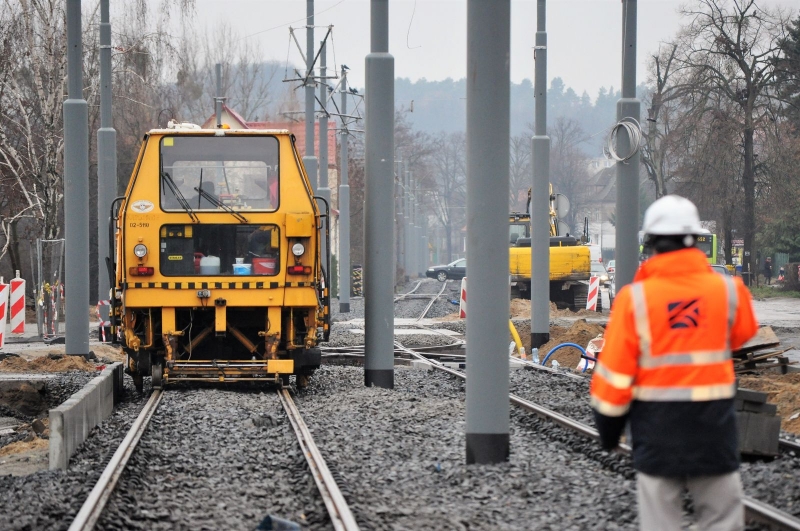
[296,365,638,530]
[97,385,330,531]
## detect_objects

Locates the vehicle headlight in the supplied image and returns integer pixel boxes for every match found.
[133,244,148,258]
[292,242,305,257]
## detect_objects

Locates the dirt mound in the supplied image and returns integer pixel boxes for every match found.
[739,373,800,435]
[0,355,97,373]
[0,437,48,457]
[0,382,47,417]
[537,319,605,370]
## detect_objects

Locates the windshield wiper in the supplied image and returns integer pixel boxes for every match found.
[161,171,198,223]
[193,186,248,223]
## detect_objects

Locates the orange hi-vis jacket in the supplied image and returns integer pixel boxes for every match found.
[591,248,758,476]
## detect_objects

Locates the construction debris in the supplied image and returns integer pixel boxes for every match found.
[734,327,793,374]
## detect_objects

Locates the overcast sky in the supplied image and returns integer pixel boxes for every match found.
[190,0,793,98]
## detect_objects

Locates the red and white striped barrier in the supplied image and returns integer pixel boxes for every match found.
[459,277,467,319]
[586,276,600,312]
[10,273,25,334]
[0,280,7,349]
[96,300,111,342]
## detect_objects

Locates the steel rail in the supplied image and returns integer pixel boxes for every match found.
[69,389,164,531]
[407,349,800,531]
[393,280,422,302]
[417,280,449,321]
[780,437,800,454]
[278,389,360,531]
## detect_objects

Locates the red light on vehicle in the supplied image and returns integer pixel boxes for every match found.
[288,265,312,275]
[129,266,155,276]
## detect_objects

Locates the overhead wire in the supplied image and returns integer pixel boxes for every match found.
[239,0,347,41]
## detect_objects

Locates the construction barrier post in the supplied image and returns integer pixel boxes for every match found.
[96,300,110,342]
[10,271,25,334]
[0,279,7,349]
[459,277,467,319]
[586,276,599,312]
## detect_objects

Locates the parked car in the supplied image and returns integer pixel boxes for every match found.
[606,260,615,276]
[426,258,467,282]
[711,264,731,276]
[591,262,610,284]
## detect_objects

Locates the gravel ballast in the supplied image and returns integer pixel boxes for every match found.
[2,274,798,530]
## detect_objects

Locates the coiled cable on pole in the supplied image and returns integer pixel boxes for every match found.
[605,117,642,163]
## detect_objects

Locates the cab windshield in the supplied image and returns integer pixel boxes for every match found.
[160,136,279,212]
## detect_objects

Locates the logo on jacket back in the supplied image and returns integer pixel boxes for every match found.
[667,299,700,329]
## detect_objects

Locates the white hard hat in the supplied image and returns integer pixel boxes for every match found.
[642,195,703,236]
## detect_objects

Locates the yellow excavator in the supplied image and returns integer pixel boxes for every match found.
[509,188,595,311]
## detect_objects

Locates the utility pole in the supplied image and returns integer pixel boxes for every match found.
[615,0,640,291]
[215,64,223,127]
[364,0,394,389]
[408,172,417,278]
[318,40,330,264]
[64,0,90,357]
[465,0,510,464]
[403,161,411,281]
[531,0,550,349]
[304,0,318,193]
[97,0,116,333]
[338,67,351,313]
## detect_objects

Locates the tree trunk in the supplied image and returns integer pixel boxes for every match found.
[742,123,756,284]
[8,219,21,275]
[445,223,452,263]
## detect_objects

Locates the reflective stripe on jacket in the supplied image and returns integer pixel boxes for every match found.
[591,249,757,417]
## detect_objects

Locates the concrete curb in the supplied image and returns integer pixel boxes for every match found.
[49,362,124,470]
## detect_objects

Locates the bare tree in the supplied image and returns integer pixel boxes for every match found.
[549,117,590,234]
[509,133,531,212]
[166,22,278,124]
[429,132,466,263]
[676,0,791,276]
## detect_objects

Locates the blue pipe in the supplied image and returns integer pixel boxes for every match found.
[542,342,597,373]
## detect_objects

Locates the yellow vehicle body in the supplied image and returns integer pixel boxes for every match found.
[509,243,590,283]
[108,127,329,390]
[508,209,593,310]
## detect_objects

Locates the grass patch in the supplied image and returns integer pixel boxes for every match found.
[749,285,800,299]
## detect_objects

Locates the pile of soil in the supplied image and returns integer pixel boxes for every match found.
[0,382,47,417]
[0,355,97,373]
[0,437,48,458]
[536,319,605,370]
[739,373,800,435]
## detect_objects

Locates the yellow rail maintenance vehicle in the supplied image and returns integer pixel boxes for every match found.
[107,123,330,392]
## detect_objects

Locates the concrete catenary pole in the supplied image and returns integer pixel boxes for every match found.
[403,161,411,280]
[96,0,116,330]
[215,64,223,127]
[465,0,510,464]
[615,0,641,291]
[64,0,90,357]
[364,0,394,389]
[318,41,330,265]
[304,0,318,193]
[338,67,351,313]
[531,0,550,349]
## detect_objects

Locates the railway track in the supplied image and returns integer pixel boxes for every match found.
[69,387,359,531]
[401,346,800,530]
[393,278,451,321]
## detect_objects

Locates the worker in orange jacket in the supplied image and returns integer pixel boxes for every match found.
[591,195,758,531]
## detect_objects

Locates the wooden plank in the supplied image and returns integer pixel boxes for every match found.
[733,326,780,356]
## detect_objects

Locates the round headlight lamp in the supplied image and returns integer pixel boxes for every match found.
[292,243,305,257]
[133,244,148,258]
